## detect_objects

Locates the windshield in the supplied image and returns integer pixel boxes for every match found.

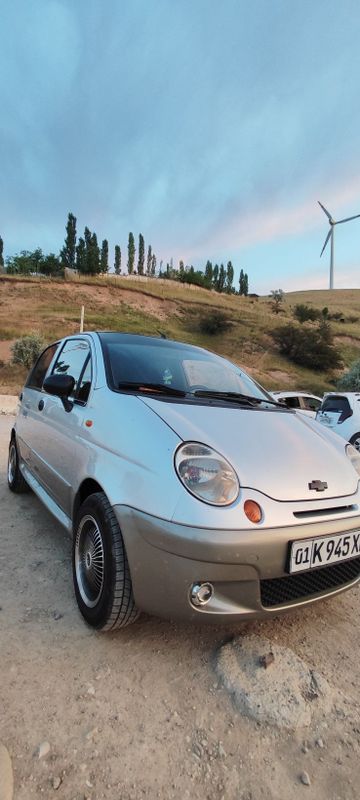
[99,333,271,401]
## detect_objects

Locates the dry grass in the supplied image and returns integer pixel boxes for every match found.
[1,276,360,395]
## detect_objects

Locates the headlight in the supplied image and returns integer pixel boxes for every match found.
[174,442,239,505]
[346,444,360,476]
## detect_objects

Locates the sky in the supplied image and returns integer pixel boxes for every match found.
[1,0,360,295]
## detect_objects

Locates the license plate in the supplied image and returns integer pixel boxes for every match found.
[289,530,360,573]
[317,412,340,427]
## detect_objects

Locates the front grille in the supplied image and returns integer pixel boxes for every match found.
[261,557,360,608]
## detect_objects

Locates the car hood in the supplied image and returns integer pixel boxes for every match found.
[141,398,358,501]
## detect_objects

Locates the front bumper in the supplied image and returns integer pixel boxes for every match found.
[115,505,360,622]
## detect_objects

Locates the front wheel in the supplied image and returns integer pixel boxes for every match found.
[72,492,139,631]
[8,437,29,493]
[349,433,360,452]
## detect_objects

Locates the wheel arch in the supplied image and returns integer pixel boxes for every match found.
[73,478,105,525]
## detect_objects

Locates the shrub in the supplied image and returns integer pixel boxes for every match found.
[271,321,342,371]
[293,304,321,323]
[199,310,231,335]
[270,289,284,314]
[11,333,45,369]
[337,359,360,391]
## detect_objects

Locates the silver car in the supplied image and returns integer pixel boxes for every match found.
[8,332,360,631]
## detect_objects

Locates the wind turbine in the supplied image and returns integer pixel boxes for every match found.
[318,200,360,289]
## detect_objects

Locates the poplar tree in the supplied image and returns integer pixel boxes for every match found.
[218,264,226,293]
[76,237,86,273]
[114,245,121,274]
[151,254,156,276]
[226,261,234,293]
[89,232,100,274]
[84,227,92,273]
[205,260,213,288]
[100,239,109,273]
[212,264,219,290]
[60,212,77,269]
[0,236,4,272]
[137,233,145,275]
[127,232,135,274]
[146,245,152,275]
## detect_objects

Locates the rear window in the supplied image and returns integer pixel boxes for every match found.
[321,396,351,414]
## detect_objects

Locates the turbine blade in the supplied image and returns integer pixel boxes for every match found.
[318,201,333,220]
[320,228,332,257]
[336,214,360,224]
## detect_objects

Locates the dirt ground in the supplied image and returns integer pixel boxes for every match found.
[0,414,360,800]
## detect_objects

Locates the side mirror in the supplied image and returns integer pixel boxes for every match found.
[43,374,75,412]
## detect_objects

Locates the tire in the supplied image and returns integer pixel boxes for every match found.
[7,436,30,493]
[72,492,139,631]
[349,433,360,452]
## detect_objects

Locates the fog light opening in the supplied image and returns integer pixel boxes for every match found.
[244,499,263,524]
[190,582,214,607]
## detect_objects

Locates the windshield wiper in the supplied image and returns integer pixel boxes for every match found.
[118,381,186,397]
[191,390,283,407]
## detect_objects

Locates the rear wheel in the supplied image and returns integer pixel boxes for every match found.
[7,437,29,493]
[349,433,360,452]
[73,492,139,631]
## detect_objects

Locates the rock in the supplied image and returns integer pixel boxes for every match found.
[52,777,62,790]
[0,742,14,800]
[218,743,227,759]
[300,771,311,786]
[216,634,334,729]
[35,741,50,759]
[315,737,324,749]
[87,685,95,696]
[53,611,63,621]
[259,652,275,669]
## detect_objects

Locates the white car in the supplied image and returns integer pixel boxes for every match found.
[316,393,360,450]
[270,391,322,418]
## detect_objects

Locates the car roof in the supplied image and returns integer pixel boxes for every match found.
[271,391,322,400]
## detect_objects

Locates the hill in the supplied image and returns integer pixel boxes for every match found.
[1,274,360,395]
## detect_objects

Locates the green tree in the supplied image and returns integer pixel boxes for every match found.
[337,359,360,390]
[146,245,152,275]
[137,233,145,275]
[100,239,109,273]
[76,237,86,273]
[212,264,219,290]
[114,245,121,275]
[90,233,100,274]
[151,254,156,276]
[127,232,135,274]
[218,264,226,293]
[204,260,213,288]
[179,259,185,276]
[60,212,77,270]
[243,272,249,296]
[226,261,234,293]
[0,236,4,272]
[84,227,92,273]
[41,253,62,276]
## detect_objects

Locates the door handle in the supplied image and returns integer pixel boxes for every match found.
[38,399,45,411]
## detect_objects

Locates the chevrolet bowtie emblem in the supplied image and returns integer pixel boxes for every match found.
[309,480,328,492]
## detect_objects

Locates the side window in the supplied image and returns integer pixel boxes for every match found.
[302,397,321,411]
[27,343,59,390]
[284,396,300,409]
[52,339,91,398]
